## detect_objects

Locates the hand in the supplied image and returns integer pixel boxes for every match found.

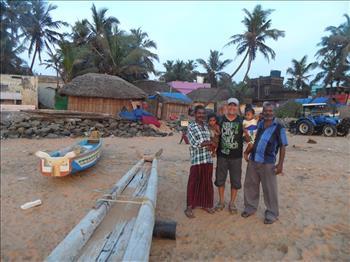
[275,163,283,175]
[244,152,249,162]
[200,141,212,148]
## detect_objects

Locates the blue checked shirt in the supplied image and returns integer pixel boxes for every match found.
[250,119,288,164]
[187,121,213,165]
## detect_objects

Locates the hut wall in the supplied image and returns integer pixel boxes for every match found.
[67,96,141,115]
[161,102,189,120]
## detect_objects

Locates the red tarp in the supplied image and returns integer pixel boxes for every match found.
[141,116,161,128]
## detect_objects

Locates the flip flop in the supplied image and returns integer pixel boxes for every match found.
[203,208,215,214]
[214,202,225,211]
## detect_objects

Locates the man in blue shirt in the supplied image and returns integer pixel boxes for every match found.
[242,102,288,224]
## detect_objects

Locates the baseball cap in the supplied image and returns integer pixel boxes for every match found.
[227,98,239,106]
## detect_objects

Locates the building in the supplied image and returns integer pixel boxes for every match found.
[0,92,22,104]
[167,81,211,94]
[0,74,38,108]
[187,87,231,110]
[248,70,307,104]
[133,80,180,95]
[59,73,147,115]
[147,92,192,120]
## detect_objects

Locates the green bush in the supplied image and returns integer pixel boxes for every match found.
[274,101,302,118]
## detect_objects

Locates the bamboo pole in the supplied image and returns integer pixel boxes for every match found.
[122,158,158,261]
[46,160,144,262]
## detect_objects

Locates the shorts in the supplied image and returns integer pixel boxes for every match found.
[215,157,242,189]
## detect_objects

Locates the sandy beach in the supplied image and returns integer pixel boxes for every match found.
[1,133,349,261]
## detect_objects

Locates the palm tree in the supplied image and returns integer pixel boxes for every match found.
[160,60,198,82]
[316,14,350,67]
[315,14,350,92]
[88,4,119,38]
[71,19,91,46]
[21,0,67,73]
[286,55,318,90]
[226,5,285,81]
[197,50,232,88]
[1,0,30,74]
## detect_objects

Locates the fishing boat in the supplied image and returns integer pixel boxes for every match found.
[46,150,162,262]
[35,131,102,177]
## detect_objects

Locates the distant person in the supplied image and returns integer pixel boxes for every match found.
[215,98,249,214]
[185,105,215,218]
[207,113,220,157]
[242,102,288,224]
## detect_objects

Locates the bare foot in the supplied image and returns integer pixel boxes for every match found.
[184,208,195,218]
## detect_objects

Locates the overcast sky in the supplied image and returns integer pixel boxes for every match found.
[26,1,349,82]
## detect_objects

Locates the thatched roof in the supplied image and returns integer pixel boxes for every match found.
[187,88,231,103]
[59,73,147,99]
[133,80,180,95]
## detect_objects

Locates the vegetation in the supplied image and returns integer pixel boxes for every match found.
[226,5,285,81]
[196,50,232,88]
[0,0,348,98]
[274,101,303,118]
[286,55,318,91]
[314,14,350,91]
[160,60,198,82]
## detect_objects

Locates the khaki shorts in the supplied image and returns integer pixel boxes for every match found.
[215,157,242,189]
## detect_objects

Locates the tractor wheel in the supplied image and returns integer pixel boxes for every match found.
[323,125,336,137]
[337,129,349,137]
[297,120,314,135]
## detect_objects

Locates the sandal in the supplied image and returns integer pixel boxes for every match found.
[228,202,238,214]
[214,202,225,211]
[203,208,215,214]
[184,208,195,218]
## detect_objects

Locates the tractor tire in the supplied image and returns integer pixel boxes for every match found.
[323,125,337,137]
[337,118,350,137]
[297,120,314,135]
[337,129,349,137]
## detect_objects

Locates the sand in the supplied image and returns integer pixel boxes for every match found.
[1,134,349,261]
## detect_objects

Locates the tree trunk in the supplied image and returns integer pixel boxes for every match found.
[30,47,38,74]
[243,54,252,82]
[230,50,249,79]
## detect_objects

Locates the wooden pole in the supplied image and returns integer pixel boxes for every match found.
[46,160,144,262]
[122,159,158,261]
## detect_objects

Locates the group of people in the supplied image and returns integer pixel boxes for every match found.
[185,98,288,224]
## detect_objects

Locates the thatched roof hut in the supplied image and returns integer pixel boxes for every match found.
[60,73,146,99]
[187,88,231,103]
[133,80,180,96]
[59,73,147,115]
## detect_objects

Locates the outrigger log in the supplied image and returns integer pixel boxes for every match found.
[46,149,163,262]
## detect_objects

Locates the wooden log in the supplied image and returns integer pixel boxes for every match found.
[46,160,144,262]
[20,109,119,120]
[122,159,158,262]
[153,220,177,240]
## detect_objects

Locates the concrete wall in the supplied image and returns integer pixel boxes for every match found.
[0,74,38,107]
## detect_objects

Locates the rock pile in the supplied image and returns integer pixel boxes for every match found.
[0,116,170,139]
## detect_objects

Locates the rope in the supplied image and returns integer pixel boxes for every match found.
[97,196,155,209]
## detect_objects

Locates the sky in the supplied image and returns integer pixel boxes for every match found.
[26,1,349,83]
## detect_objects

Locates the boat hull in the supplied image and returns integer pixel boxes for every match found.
[39,139,102,177]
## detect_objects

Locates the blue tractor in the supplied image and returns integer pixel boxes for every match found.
[290,103,350,137]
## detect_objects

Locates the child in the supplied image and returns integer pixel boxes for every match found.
[207,113,221,157]
[243,105,258,162]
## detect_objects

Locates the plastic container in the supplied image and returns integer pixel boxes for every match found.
[20,199,42,210]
